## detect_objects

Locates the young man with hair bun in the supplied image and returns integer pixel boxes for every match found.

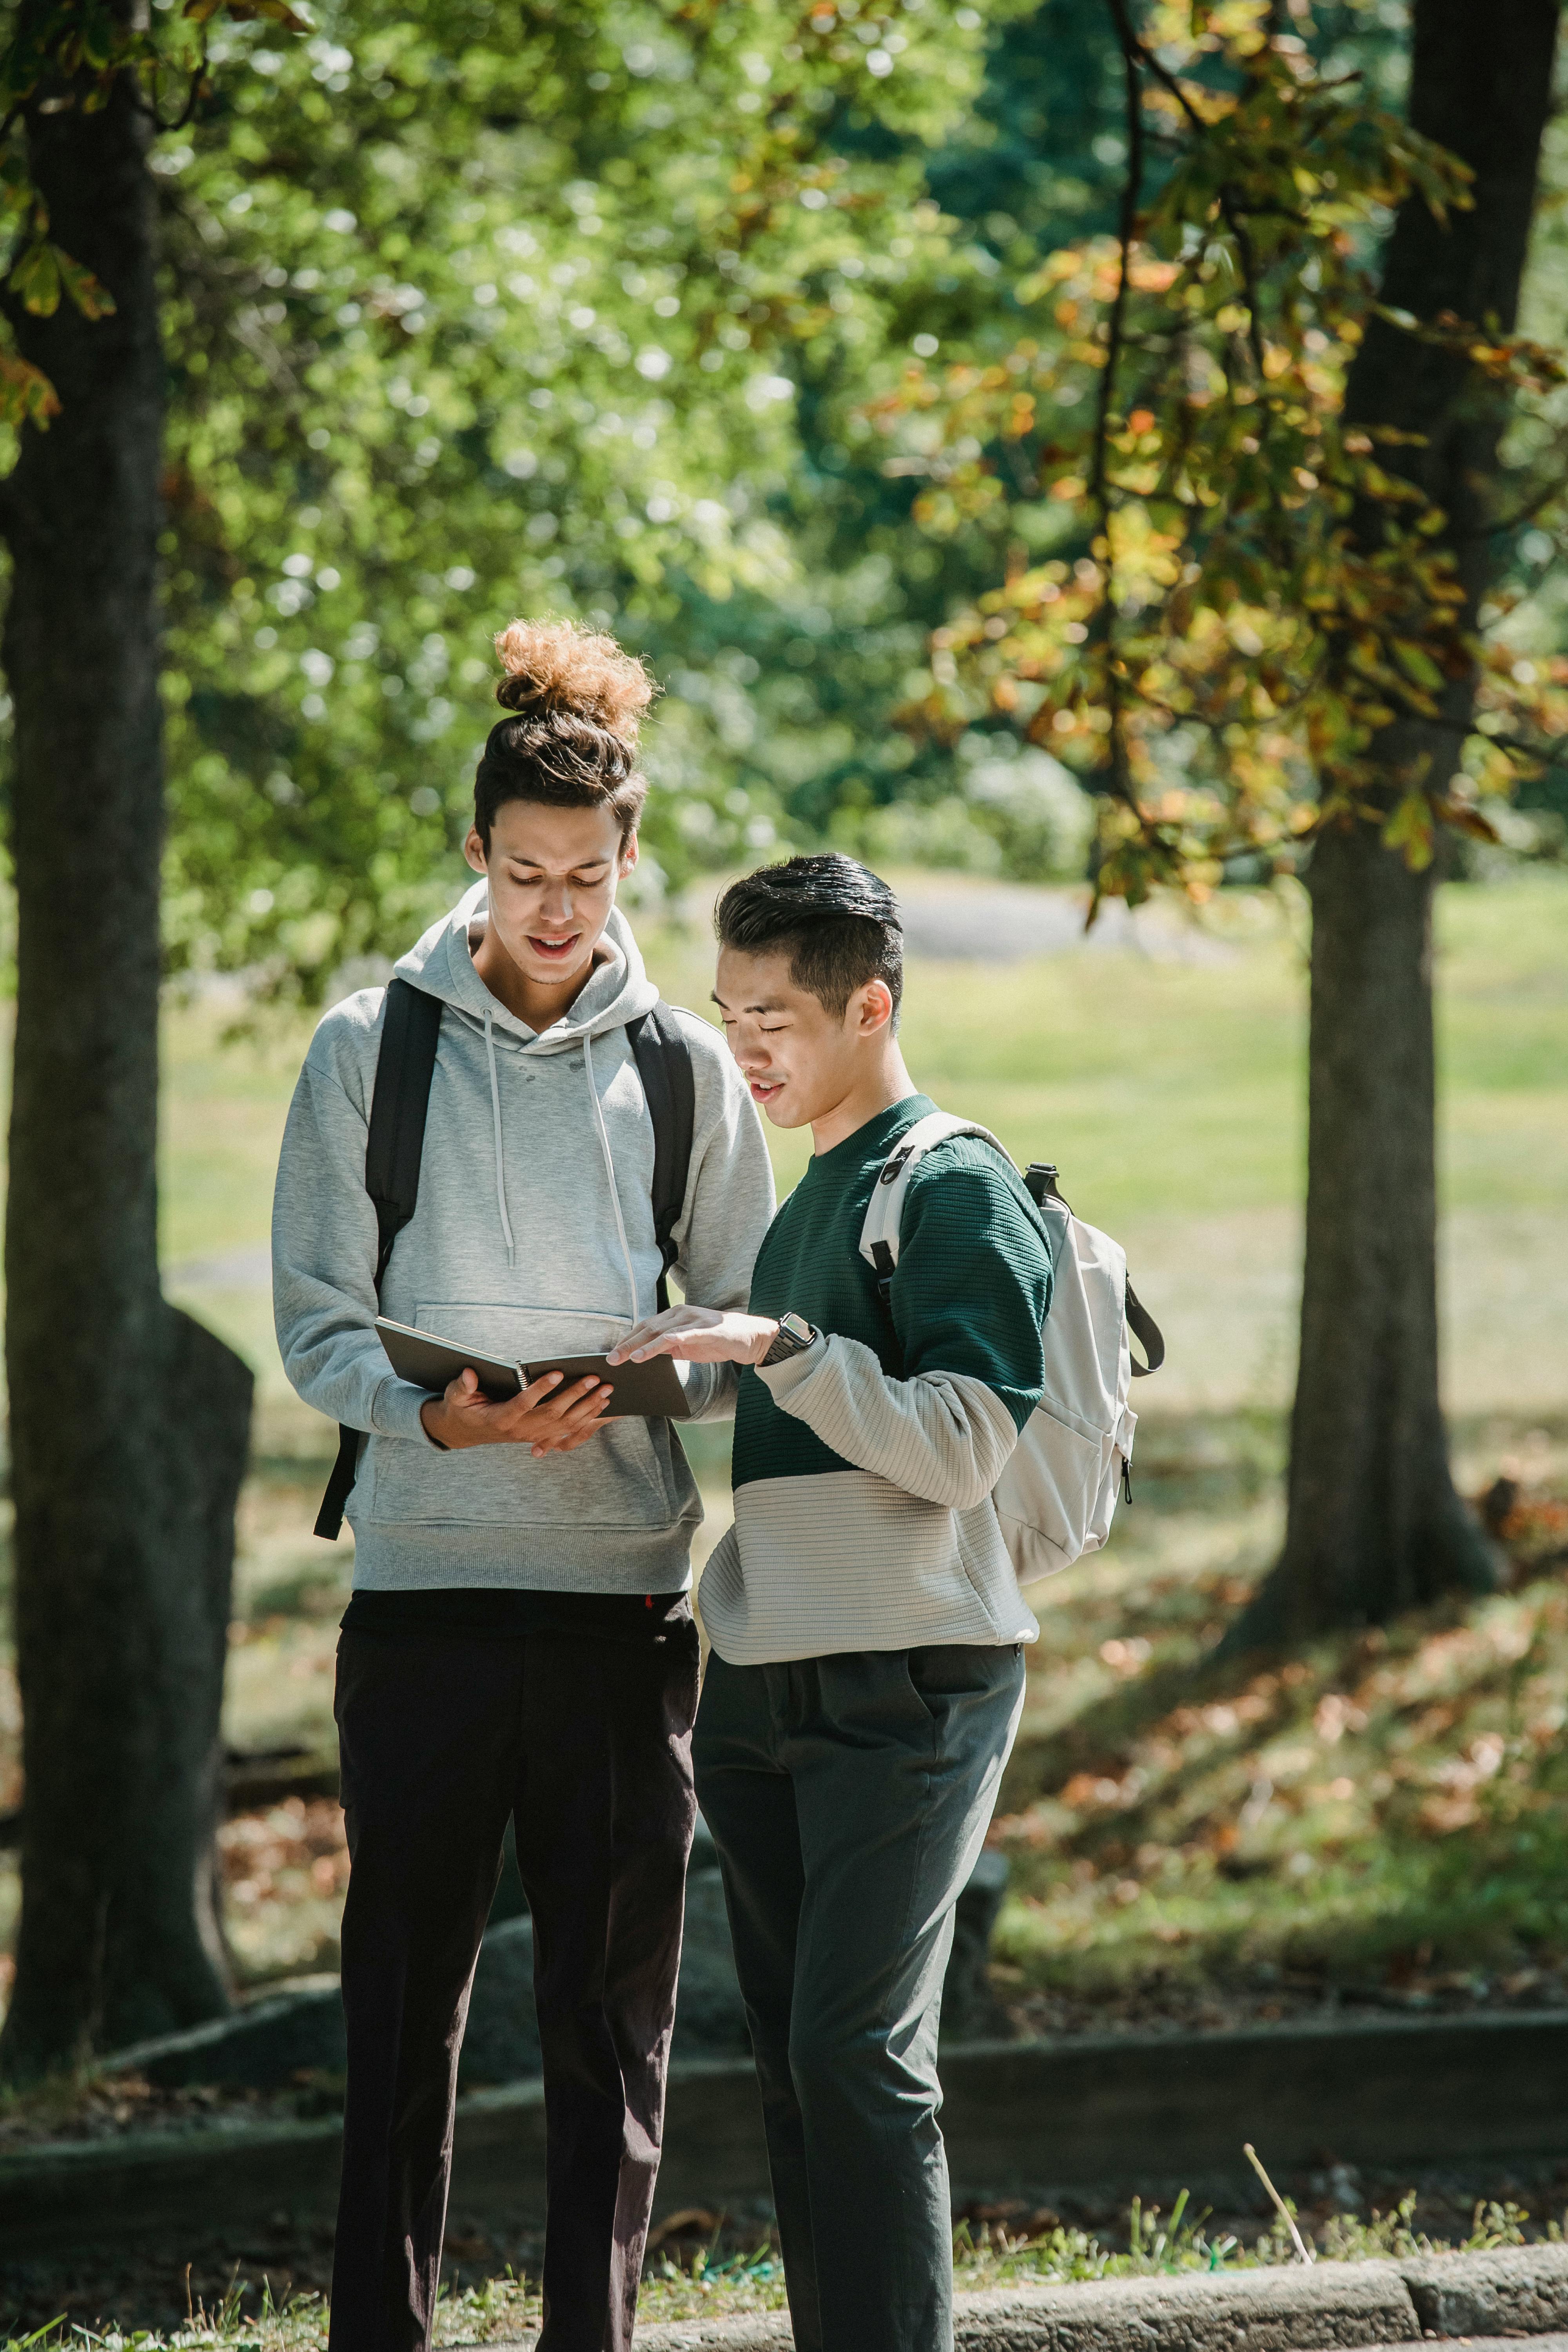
[272,621,775,2352]
[610,853,1056,2352]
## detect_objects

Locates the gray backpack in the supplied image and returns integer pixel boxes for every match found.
[858,1111,1163,1584]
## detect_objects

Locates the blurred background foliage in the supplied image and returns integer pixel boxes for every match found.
[15,0,1537,1002]
[0,0,1566,2172]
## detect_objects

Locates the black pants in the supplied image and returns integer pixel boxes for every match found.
[328,1621,700,2352]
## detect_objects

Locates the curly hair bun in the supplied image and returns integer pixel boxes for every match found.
[493,618,655,742]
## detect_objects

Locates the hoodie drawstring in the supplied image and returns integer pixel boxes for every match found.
[483,1005,517,1269]
[583,1031,641,1325]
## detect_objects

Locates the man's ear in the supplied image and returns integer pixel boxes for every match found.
[463,827,488,876]
[852,977,896,1038]
[619,829,640,877]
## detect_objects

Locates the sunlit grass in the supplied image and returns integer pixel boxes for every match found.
[156,869,1568,1417]
[995,1420,1568,2011]
[0,873,1563,2167]
[0,2194,1548,2349]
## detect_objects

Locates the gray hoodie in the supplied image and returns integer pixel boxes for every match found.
[272,879,775,1594]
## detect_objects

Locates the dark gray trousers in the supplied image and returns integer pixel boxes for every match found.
[693,1641,1026,2352]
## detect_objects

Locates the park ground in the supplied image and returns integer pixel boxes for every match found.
[0,867,1564,2336]
[3,2184,1560,2346]
[121,865,1568,2013]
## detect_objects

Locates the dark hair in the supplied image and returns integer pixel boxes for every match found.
[715,854,904,1022]
[473,619,656,849]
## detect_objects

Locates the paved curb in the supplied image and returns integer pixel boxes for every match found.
[1401,2247,1568,2338]
[484,2246,1568,2352]
[940,2265,1421,2352]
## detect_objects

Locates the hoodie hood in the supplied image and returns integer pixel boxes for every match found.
[272,873,777,1600]
[391,880,661,1276]
[394,878,660,1056]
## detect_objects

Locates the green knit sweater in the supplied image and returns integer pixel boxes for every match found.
[699,1093,1055,1665]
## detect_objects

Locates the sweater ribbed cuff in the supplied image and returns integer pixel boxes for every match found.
[370,1373,447,1448]
[754,1329,830,1404]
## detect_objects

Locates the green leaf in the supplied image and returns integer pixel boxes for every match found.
[1392,639,1444,693]
[6,243,113,323]
[56,251,116,320]
[8,241,60,317]
[1382,790,1436,871]
[0,349,60,430]
[80,13,118,70]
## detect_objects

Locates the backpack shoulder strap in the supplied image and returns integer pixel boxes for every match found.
[315,976,443,1541]
[857,1111,1013,1292]
[365,977,445,1281]
[626,1002,696,1310]
[1125,1280,1165,1378]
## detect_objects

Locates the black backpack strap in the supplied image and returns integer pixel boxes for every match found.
[626,1003,696,1311]
[1126,1279,1165,1379]
[364,979,445,1279]
[315,1436,365,1546]
[315,979,444,1540]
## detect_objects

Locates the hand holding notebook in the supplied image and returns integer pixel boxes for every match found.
[376,1316,692,1419]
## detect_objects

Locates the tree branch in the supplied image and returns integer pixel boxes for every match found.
[1109,12,1269,383]
[1095,0,1147,815]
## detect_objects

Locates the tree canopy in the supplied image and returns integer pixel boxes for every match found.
[5,0,1014,993]
[10,0,1556,1003]
[875,2,1566,907]
[149,0,1008,993]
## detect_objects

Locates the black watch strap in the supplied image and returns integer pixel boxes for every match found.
[761,1312,818,1368]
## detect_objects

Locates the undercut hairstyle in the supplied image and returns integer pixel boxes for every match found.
[473,619,656,850]
[715,854,904,1024]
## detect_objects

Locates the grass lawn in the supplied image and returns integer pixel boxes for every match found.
[1,869,1566,2002]
[0,2167,1550,2344]
[192,871,1568,2007]
[992,1412,1568,2023]
[162,867,1568,1422]
[0,870,1565,2336]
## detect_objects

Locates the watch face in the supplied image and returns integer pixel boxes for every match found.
[763,1313,815,1367]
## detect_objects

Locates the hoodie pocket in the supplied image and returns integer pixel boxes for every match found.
[366,1302,677,1531]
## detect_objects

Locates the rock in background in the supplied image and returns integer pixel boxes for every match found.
[100,1822,1010,2093]
[941,1850,1013,2042]
[459,1915,542,2087]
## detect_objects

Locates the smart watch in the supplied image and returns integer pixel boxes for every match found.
[761,1311,819,1368]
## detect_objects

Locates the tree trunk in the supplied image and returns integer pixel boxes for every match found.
[0,23,254,2076]
[1230,0,1558,1650]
